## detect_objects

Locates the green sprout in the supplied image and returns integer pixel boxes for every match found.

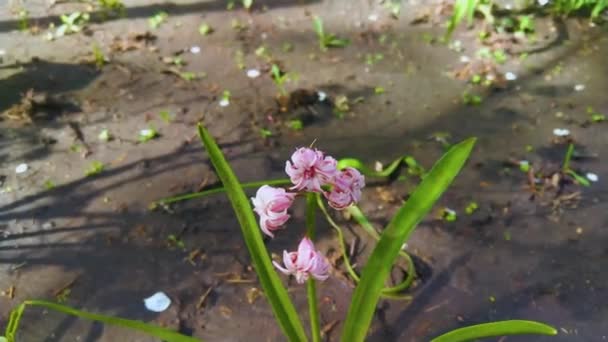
[312,16,350,51]
[443,208,457,222]
[148,11,168,29]
[138,127,158,143]
[56,12,90,37]
[198,23,213,35]
[518,160,530,173]
[374,86,385,94]
[167,234,186,251]
[97,0,126,18]
[259,128,273,138]
[44,180,56,190]
[92,44,108,69]
[287,120,303,131]
[587,106,605,123]
[404,156,425,177]
[159,110,173,123]
[562,143,590,187]
[465,201,479,215]
[98,129,112,142]
[365,53,384,66]
[85,161,105,177]
[242,0,253,9]
[462,92,482,105]
[17,9,29,31]
[271,64,294,96]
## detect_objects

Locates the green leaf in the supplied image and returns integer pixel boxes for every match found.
[341,138,476,341]
[197,124,307,341]
[242,0,253,9]
[312,16,324,40]
[5,300,198,342]
[431,320,557,342]
[445,0,477,39]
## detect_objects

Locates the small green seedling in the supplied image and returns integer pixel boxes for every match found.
[443,208,457,222]
[365,53,384,66]
[148,11,168,29]
[242,0,253,9]
[255,45,272,62]
[56,12,90,37]
[259,128,273,138]
[587,107,605,123]
[98,129,112,142]
[281,42,294,53]
[492,49,507,64]
[44,180,56,190]
[92,44,108,69]
[199,23,213,35]
[519,160,530,172]
[220,90,231,105]
[312,16,350,51]
[404,156,425,177]
[374,86,385,94]
[159,110,173,123]
[98,0,125,18]
[138,128,158,142]
[85,161,105,176]
[465,201,478,215]
[562,143,590,187]
[271,64,293,96]
[17,9,29,31]
[287,120,303,131]
[55,288,71,303]
[167,234,186,251]
[462,92,482,105]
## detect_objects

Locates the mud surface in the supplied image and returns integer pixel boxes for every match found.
[1,0,608,341]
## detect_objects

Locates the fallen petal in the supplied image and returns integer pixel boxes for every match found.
[246,69,261,78]
[144,292,171,312]
[15,163,28,174]
[586,173,599,182]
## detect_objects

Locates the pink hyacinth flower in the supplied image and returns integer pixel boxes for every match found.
[285,147,338,193]
[273,237,330,284]
[251,185,296,238]
[326,167,365,210]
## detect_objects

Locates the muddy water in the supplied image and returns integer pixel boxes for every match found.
[1,0,607,341]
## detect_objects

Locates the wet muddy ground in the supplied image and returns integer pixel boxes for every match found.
[1,0,608,341]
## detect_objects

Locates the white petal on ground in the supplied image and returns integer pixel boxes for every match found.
[538,0,549,6]
[553,128,570,137]
[317,91,327,102]
[144,292,171,312]
[574,84,585,91]
[140,129,153,137]
[219,99,230,107]
[505,72,517,81]
[246,69,261,78]
[190,46,201,54]
[15,163,28,174]
[368,14,378,22]
[459,55,470,63]
[586,173,599,182]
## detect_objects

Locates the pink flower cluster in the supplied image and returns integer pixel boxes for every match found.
[251,147,365,237]
[273,237,330,284]
[250,147,365,283]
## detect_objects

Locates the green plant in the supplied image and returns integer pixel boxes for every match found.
[85,161,104,176]
[271,64,294,96]
[56,12,90,37]
[17,9,29,32]
[148,11,168,29]
[139,127,158,142]
[552,0,608,18]
[92,44,108,69]
[1,300,197,342]
[158,124,557,341]
[312,16,350,51]
[562,143,591,187]
[98,0,125,18]
[198,23,213,35]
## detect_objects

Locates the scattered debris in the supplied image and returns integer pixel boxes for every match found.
[553,128,571,137]
[246,68,261,78]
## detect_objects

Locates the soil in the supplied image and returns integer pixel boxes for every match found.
[1,0,608,341]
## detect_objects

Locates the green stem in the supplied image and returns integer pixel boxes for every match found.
[153,179,290,206]
[305,193,321,342]
[562,143,574,171]
[316,196,414,299]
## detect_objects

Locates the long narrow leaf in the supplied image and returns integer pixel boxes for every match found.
[7,300,198,342]
[431,320,557,342]
[197,124,308,341]
[341,138,476,341]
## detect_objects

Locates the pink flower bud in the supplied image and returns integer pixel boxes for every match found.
[251,185,295,238]
[285,147,337,193]
[273,237,330,284]
[325,167,365,210]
